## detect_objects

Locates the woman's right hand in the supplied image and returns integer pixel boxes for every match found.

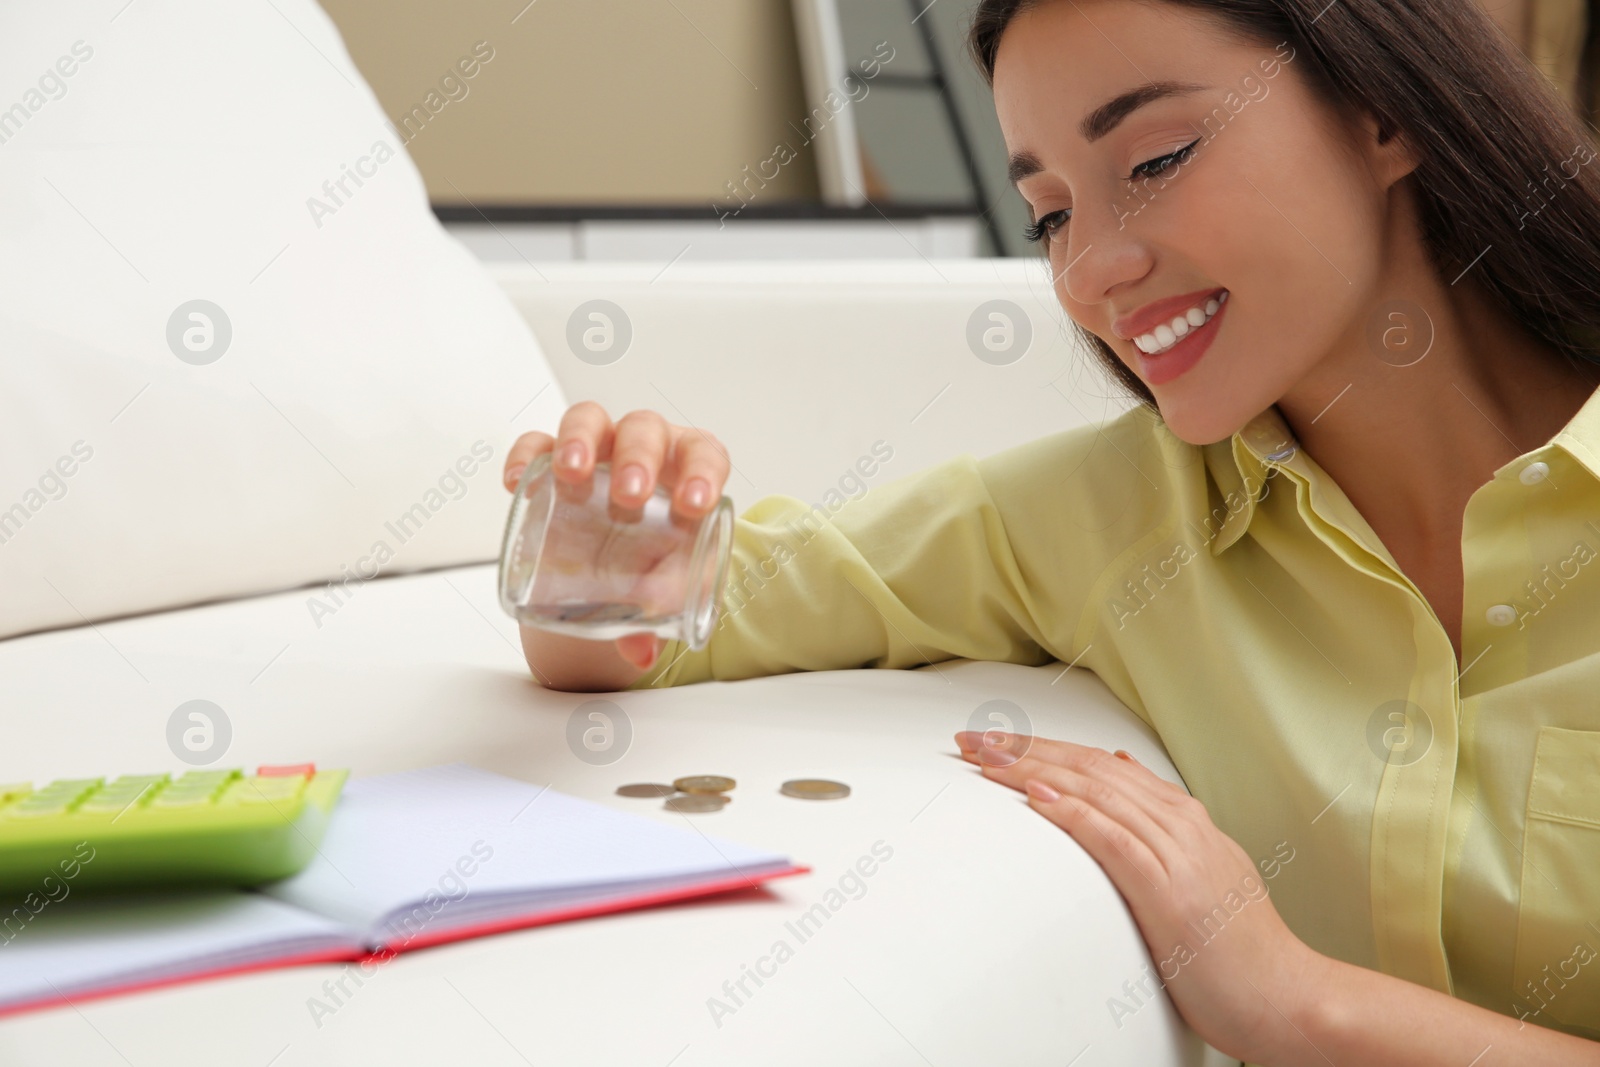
[502,401,733,680]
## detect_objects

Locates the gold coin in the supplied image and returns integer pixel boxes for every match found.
[665,793,729,813]
[780,779,851,800]
[673,775,736,795]
[616,783,677,798]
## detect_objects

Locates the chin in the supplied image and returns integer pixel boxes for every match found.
[1148,394,1251,448]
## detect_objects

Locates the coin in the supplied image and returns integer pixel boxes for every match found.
[665,793,729,813]
[548,600,643,624]
[780,778,851,800]
[673,775,736,795]
[616,783,678,798]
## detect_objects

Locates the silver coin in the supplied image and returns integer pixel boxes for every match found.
[665,793,729,813]
[673,775,736,795]
[616,783,678,798]
[780,778,851,800]
[550,600,643,624]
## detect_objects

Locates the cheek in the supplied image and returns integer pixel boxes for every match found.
[1193,127,1385,382]
[1268,167,1381,356]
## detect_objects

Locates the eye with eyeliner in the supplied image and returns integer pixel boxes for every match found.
[1021,136,1203,243]
[1127,136,1200,182]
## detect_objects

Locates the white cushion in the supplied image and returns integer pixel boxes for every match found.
[0,1,565,640]
[491,260,1138,508]
[0,563,1213,1065]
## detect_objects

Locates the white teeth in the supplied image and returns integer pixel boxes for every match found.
[1135,291,1227,355]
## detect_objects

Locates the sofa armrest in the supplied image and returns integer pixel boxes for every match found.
[491,259,1138,504]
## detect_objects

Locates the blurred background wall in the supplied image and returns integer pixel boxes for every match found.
[316,0,1600,260]
[317,0,823,205]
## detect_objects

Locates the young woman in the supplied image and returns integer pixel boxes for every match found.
[503,0,1600,1062]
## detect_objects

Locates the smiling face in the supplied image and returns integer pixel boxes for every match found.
[993,0,1416,444]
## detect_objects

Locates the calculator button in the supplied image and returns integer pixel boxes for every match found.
[154,786,222,803]
[77,776,170,813]
[77,795,142,814]
[257,763,315,778]
[228,777,305,805]
[151,790,214,809]
[36,778,104,798]
[149,770,240,805]
[98,775,169,796]
[107,774,171,790]
[172,770,240,788]
[8,778,103,816]
[8,797,72,817]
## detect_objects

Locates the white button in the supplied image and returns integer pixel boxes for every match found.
[1485,604,1518,627]
[1519,461,1549,485]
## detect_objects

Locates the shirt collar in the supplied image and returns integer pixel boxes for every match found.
[1203,405,1300,557]
[1547,380,1600,484]
[1201,381,1600,557]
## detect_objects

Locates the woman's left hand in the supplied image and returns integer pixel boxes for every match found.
[954,729,1327,1065]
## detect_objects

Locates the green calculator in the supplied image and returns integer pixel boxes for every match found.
[0,764,347,896]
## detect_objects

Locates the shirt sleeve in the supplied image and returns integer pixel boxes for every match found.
[622,423,1133,692]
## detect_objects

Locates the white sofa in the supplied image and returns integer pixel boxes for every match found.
[0,3,1237,1063]
[0,257,1240,1066]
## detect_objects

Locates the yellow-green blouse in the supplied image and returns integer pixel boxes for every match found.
[628,386,1600,1040]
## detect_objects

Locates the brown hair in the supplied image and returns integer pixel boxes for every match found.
[966,0,1600,411]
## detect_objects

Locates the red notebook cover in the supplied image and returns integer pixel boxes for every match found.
[0,862,810,1019]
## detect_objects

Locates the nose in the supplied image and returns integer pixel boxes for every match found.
[1054,196,1153,309]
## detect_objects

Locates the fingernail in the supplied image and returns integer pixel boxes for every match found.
[557,442,585,471]
[1114,749,1135,762]
[1026,779,1061,802]
[617,464,647,498]
[980,743,1020,767]
[683,478,711,509]
[504,464,525,490]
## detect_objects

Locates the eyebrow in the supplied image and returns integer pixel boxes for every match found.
[1007,79,1209,187]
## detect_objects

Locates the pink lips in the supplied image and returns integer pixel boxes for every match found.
[1132,292,1229,386]
[1112,287,1227,342]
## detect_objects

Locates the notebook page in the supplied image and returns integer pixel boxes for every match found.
[258,764,793,943]
[0,891,356,1012]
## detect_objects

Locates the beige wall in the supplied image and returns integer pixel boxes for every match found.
[318,0,821,205]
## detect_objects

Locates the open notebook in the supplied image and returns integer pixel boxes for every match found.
[0,764,806,1017]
